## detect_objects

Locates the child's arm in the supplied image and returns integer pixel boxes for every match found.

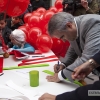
[14,46,35,53]
[13,43,35,53]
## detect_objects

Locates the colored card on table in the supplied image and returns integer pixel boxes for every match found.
[42,70,83,86]
[3,63,49,70]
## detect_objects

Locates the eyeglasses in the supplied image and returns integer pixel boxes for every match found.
[60,35,64,39]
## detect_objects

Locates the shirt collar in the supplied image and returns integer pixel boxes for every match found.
[74,18,78,38]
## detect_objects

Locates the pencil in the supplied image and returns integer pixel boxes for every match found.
[56,61,60,70]
[66,67,94,81]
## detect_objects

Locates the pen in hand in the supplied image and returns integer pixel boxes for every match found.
[66,67,94,81]
[56,61,60,71]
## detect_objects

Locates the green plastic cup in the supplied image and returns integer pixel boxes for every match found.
[29,70,39,87]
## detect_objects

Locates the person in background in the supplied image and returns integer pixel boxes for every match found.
[7,16,23,31]
[97,0,100,14]
[28,3,33,13]
[44,12,100,85]
[9,29,35,53]
[63,0,99,16]
[0,13,13,48]
[38,51,100,100]
[30,0,33,4]
[32,0,45,11]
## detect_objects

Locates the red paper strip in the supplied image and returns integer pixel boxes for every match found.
[18,58,58,66]
[22,55,57,63]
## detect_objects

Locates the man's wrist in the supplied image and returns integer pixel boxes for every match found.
[88,59,98,69]
[58,71,65,80]
[61,63,66,68]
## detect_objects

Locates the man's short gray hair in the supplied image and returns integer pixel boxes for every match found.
[48,12,74,35]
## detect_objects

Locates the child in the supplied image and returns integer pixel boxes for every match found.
[9,29,35,53]
[0,13,13,48]
[7,16,23,31]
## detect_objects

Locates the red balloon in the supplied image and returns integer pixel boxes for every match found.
[24,13,32,23]
[28,15,41,28]
[18,26,29,42]
[51,37,64,55]
[49,6,58,13]
[32,12,41,17]
[43,10,55,24]
[29,27,42,44]
[23,23,30,30]
[57,8,63,12]
[42,24,48,34]
[36,35,53,52]
[58,40,70,57]
[0,0,8,12]
[55,0,63,9]
[39,15,46,30]
[7,0,29,17]
[36,7,46,14]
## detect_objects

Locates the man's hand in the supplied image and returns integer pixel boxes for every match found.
[81,0,89,10]
[46,73,61,82]
[65,4,68,8]
[39,93,56,100]
[54,64,64,73]
[71,61,94,80]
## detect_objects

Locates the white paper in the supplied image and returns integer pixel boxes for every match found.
[0,84,21,98]
[6,80,38,100]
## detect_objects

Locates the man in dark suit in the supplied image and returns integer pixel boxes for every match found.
[32,0,45,11]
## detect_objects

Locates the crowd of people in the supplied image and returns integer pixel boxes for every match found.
[0,0,47,53]
[0,0,100,100]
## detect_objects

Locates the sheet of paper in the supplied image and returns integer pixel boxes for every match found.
[0,84,21,98]
[11,70,29,79]
[6,80,38,100]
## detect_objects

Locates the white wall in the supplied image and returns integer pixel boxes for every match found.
[50,0,56,6]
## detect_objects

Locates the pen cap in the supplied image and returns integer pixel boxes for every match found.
[29,70,39,87]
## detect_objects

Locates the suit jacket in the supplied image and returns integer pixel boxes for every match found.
[56,80,100,100]
[32,0,45,11]
[61,14,100,81]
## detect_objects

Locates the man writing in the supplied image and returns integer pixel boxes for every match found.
[44,12,100,84]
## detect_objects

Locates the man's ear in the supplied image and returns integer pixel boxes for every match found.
[66,22,73,29]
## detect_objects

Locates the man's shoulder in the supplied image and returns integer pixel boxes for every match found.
[75,14,100,22]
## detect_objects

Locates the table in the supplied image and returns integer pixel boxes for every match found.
[0,50,98,100]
